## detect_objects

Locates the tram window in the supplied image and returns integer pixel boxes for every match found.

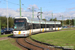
[37,24,40,28]
[29,25,32,29]
[33,24,40,29]
[41,24,45,28]
[45,24,47,28]
[56,24,58,27]
[46,24,48,28]
[48,24,54,28]
[47,24,49,28]
[58,24,61,27]
[53,24,55,28]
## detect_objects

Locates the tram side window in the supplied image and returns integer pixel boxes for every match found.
[60,24,61,27]
[29,25,33,29]
[27,23,32,29]
[47,24,49,28]
[53,24,55,28]
[33,24,36,29]
[56,24,59,27]
[56,24,61,27]
[46,24,48,28]
[41,24,45,28]
[58,24,61,27]
[48,24,53,28]
[25,23,29,30]
[37,24,40,28]
[33,24,40,29]
[33,24,37,29]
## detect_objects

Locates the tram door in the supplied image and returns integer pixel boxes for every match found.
[49,26,53,31]
[29,24,33,35]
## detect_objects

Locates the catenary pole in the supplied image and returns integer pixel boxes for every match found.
[52,12,53,21]
[7,0,9,31]
[40,7,42,20]
[69,17,70,26]
[0,17,1,36]
[62,15,63,26]
[32,7,34,34]
[74,17,75,26]
[32,7,34,19]
[20,0,21,17]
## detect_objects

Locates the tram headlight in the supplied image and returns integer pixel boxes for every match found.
[14,32,16,33]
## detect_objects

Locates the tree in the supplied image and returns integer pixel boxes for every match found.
[1,16,7,28]
[0,16,14,28]
[9,17,14,28]
[49,18,57,21]
[66,19,69,25]
[71,19,74,25]
[42,19,46,21]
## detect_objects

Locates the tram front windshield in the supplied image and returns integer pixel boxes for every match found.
[14,19,25,31]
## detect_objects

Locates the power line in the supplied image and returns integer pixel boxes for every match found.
[4,0,19,5]
[21,4,28,9]
[2,0,41,11]
[3,0,28,9]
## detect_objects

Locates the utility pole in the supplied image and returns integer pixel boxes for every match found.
[0,17,1,36]
[20,0,21,17]
[7,0,9,31]
[40,7,42,20]
[32,7,34,34]
[32,7,34,19]
[52,12,53,21]
[69,17,70,26]
[62,15,63,26]
[74,17,75,26]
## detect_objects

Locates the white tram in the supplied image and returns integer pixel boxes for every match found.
[13,17,62,37]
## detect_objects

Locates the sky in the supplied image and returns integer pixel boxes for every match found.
[0,0,75,20]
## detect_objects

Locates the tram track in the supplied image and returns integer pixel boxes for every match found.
[16,38,32,50]
[16,37,58,50]
[16,38,49,50]
[24,38,49,50]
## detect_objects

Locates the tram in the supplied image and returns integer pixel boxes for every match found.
[13,17,62,37]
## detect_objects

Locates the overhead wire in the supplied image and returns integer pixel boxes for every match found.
[3,0,19,5]
[3,0,28,9]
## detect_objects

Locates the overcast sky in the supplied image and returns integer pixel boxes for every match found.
[0,0,75,20]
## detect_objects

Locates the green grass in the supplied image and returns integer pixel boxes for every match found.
[0,34,13,37]
[31,30,75,49]
[0,39,21,50]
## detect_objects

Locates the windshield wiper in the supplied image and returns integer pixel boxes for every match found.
[19,27,25,31]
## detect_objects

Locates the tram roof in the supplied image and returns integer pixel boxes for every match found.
[15,17,61,24]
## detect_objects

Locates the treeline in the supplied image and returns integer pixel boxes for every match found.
[0,16,14,28]
[62,19,75,26]
[42,18,75,26]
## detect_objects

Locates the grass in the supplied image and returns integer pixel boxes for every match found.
[0,34,13,37]
[0,39,21,50]
[0,34,21,50]
[31,30,75,49]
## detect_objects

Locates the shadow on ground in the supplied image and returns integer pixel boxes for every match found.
[8,34,14,38]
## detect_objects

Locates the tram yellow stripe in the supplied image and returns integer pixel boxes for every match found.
[42,28,44,32]
[29,30,31,35]
[58,27,59,30]
[18,31,21,34]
